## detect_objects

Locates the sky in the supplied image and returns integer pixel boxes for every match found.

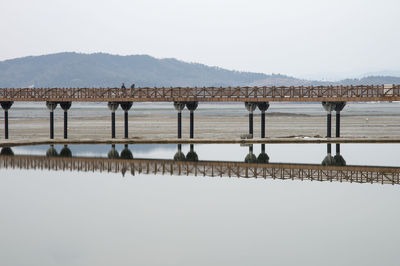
[0,0,399,80]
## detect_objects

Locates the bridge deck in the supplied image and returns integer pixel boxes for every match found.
[1,85,399,102]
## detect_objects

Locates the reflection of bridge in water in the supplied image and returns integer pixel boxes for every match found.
[0,145,399,185]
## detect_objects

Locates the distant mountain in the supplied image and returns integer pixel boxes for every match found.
[0,52,269,87]
[335,76,400,85]
[0,52,399,87]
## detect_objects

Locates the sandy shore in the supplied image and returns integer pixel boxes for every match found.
[1,106,399,140]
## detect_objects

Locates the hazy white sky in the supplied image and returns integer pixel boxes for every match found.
[0,0,399,79]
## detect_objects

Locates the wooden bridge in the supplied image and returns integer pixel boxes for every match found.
[1,85,399,102]
[1,154,398,185]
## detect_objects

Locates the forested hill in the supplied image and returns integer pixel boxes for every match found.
[0,52,270,87]
[0,52,399,87]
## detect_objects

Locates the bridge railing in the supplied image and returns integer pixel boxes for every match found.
[0,85,399,101]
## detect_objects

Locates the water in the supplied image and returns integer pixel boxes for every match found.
[0,143,399,266]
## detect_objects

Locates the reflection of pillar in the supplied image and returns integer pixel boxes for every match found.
[186,102,198,139]
[60,145,72,157]
[245,144,257,163]
[120,144,133,159]
[60,102,72,139]
[0,146,14,156]
[327,143,331,154]
[321,144,334,166]
[245,102,257,137]
[257,144,269,163]
[46,145,58,157]
[174,102,185,139]
[336,143,340,154]
[1,101,13,139]
[174,144,186,161]
[334,144,346,166]
[46,101,58,139]
[120,102,133,139]
[108,144,119,159]
[186,144,198,161]
[257,102,269,138]
[108,102,119,139]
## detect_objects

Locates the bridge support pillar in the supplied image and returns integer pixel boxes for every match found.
[46,101,58,139]
[257,102,269,138]
[245,102,257,137]
[327,112,332,138]
[120,102,133,139]
[174,102,185,139]
[60,102,72,139]
[1,101,13,139]
[336,111,340,138]
[334,102,346,138]
[322,102,336,138]
[186,102,198,139]
[334,102,346,158]
[108,102,119,139]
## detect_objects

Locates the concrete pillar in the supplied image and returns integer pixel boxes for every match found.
[174,102,185,139]
[186,102,198,139]
[327,112,332,138]
[335,102,346,137]
[336,112,340,137]
[257,102,269,138]
[245,102,257,137]
[120,102,133,139]
[59,102,72,139]
[1,101,13,139]
[46,101,58,139]
[322,102,335,138]
[107,102,119,139]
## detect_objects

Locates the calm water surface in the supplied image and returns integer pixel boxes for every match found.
[0,143,399,266]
